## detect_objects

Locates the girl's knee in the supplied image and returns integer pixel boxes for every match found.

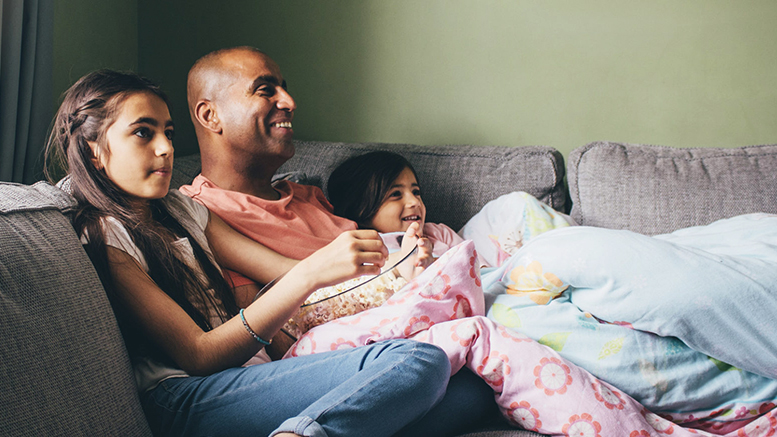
[415,341,451,369]
[388,340,450,383]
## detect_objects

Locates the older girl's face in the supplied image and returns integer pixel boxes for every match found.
[368,167,426,234]
[94,91,174,200]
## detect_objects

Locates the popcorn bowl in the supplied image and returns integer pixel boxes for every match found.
[282,271,408,340]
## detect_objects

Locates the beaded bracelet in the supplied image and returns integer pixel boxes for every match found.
[239,308,272,346]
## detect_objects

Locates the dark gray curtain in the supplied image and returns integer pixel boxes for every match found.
[0,0,53,183]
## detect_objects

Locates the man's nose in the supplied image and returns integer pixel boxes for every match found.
[276,87,296,112]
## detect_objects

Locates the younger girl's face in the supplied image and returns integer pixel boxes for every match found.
[95,91,174,200]
[368,167,426,234]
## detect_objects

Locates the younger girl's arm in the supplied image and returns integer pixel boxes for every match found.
[106,229,388,376]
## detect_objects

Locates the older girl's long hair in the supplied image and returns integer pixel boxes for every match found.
[45,70,238,352]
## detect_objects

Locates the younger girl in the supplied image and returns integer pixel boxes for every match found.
[327,151,576,269]
[44,70,453,437]
[327,151,475,263]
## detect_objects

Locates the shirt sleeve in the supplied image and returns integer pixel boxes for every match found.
[223,269,258,288]
[424,222,465,248]
[81,216,150,272]
[169,189,210,231]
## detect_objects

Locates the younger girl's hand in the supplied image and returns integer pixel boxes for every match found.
[414,238,435,270]
[294,229,388,290]
[397,222,434,280]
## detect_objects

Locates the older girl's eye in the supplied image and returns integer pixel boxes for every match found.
[413,188,422,197]
[133,127,151,139]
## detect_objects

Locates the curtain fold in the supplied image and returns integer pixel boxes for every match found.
[1,0,54,184]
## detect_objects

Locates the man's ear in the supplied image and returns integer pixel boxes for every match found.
[194,100,221,133]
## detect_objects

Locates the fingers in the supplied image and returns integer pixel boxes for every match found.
[414,238,435,268]
[336,229,388,260]
[405,221,420,238]
[319,230,389,276]
[401,223,421,255]
[346,228,384,240]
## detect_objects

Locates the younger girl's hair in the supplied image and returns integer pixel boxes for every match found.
[45,70,238,354]
[327,151,418,228]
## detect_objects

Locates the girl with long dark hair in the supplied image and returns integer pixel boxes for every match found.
[45,69,451,437]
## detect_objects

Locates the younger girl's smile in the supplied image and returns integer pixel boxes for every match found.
[368,167,426,234]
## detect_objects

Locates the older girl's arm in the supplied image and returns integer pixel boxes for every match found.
[106,230,387,375]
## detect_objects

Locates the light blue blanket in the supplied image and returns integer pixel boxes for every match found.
[474,211,777,428]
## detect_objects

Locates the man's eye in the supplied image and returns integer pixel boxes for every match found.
[165,129,175,141]
[256,86,274,96]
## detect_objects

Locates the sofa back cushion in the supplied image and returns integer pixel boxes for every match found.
[175,141,567,232]
[568,141,777,235]
[282,141,568,231]
[0,182,151,436]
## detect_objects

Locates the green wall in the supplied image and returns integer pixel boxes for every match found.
[57,1,777,159]
[53,0,138,107]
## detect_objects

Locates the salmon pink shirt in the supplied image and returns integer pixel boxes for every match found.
[180,175,357,287]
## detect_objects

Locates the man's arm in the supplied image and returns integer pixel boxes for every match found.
[205,212,299,285]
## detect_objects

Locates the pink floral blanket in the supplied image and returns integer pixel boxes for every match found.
[283,241,776,437]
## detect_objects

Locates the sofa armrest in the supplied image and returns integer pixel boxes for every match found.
[0,182,152,436]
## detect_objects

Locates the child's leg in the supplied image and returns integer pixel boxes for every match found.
[141,339,449,437]
[412,316,727,437]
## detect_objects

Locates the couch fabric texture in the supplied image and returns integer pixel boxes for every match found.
[3,140,777,437]
[569,141,777,235]
[0,182,152,436]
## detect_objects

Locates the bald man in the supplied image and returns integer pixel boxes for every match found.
[187,46,298,200]
[182,47,359,294]
[181,47,501,436]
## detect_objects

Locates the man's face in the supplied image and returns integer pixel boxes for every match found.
[217,51,296,160]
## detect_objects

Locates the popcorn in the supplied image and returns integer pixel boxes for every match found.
[283,271,408,339]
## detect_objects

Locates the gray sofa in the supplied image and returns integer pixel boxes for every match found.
[3,140,777,437]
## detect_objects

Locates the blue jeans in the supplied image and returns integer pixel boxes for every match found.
[398,366,500,437]
[141,339,451,437]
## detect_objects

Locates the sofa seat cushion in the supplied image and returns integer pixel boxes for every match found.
[0,182,151,436]
[568,141,777,235]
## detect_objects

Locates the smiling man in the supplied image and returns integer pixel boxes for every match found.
[187,47,297,199]
[180,46,500,436]
[182,47,358,288]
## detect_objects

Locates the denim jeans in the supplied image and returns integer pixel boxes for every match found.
[141,339,452,437]
[398,367,500,437]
